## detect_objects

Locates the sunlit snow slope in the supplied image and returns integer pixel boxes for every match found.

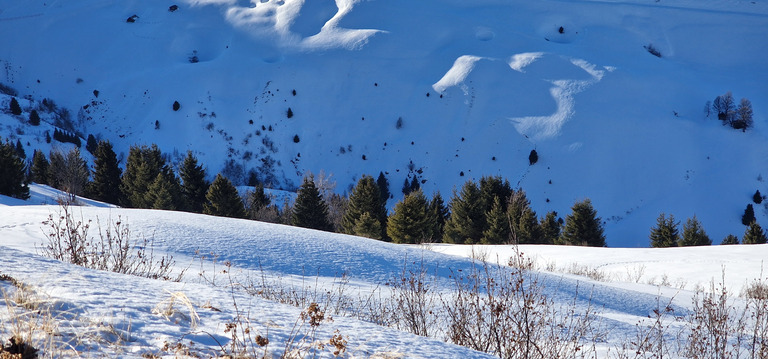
[1,0,767,246]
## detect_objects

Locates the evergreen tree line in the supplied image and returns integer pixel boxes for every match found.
[649,213,767,247]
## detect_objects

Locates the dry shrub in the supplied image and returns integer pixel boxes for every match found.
[41,203,183,281]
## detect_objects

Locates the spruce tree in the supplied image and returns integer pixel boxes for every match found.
[540,211,561,245]
[479,176,513,214]
[9,97,21,116]
[29,150,49,185]
[355,212,384,240]
[743,221,768,244]
[247,183,271,218]
[292,176,333,231]
[560,199,606,247]
[86,140,122,205]
[179,151,209,213]
[376,171,391,204]
[507,189,531,239]
[29,109,40,126]
[14,139,25,159]
[204,174,246,218]
[754,190,763,205]
[443,180,485,244]
[387,189,431,244]
[148,169,184,211]
[721,234,740,245]
[0,139,29,199]
[428,191,449,242]
[517,207,542,244]
[680,215,711,246]
[47,150,64,189]
[649,213,680,248]
[743,204,756,225]
[120,144,165,208]
[341,175,387,239]
[481,196,510,244]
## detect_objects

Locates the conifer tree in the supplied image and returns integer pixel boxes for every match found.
[754,190,763,205]
[146,172,180,210]
[428,191,449,242]
[561,199,606,247]
[355,212,384,240]
[179,151,209,213]
[376,171,391,204]
[0,139,29,199]
[342,175,387,239]
[721,234,740,245]
[47,150,64,189]
[29,109,40,126]
[481,196,510,244]
[14,139,25,159]
[9,97,21,116]
[443,180,485,244]
[86,140,122,205]
[517,207,542,244]
[204,174,246,218]
[120,144,166,208]
[292,176,333,231]
[507,189,531,238]
[479,176,513,214]
[540,211,561,245]
[649,213,680,248]
[743,221,768,244]
[742,204,756,226]
[680,215,711,246]
[29,150,49,185]
[247,183,271,218]
[387,189,431,244]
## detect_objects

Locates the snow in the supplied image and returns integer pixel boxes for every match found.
[0,186,766,357]
[0,0,766,247]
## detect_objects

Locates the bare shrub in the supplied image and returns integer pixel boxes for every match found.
[387,260,437,337]
[613,296,680,358]
[40,204,183,281]
[441,254,599,358]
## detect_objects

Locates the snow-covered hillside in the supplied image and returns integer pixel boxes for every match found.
[1,0,767,246]
[1,188,767,357]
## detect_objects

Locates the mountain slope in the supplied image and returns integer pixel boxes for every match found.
[1,0,767,246]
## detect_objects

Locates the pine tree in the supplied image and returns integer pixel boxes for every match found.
[443,180,485,244]
[649,213,680,248]
[540,211,561,245]
[247,183,271,218]
[517,207,542,244]
[376,171,391,204]
[9,97,21,116]
[29,150,49,185]
[120,144,165,208]
[387,190,431,244]
[355,212,384,240]
[86,140,122,205]
[179,151,209,213]
[721,234,740,245]
[428,191,449,242]
[743,221,768,244]
[479,176,513,214]
[292,176,332,231]
[28,110,40,126]
[561,199,606,247]
[14,140,25,159]
[754,190,763,205]
[742,204,756,226]
[0,139,29,199]
[146,172,181,210]
[680,215,711,246]
[341,175,387,239]
[204,174,246,218]
[481,196,510,244]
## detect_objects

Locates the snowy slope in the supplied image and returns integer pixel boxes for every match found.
[1,0,767,246]
[1,188,767,357]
